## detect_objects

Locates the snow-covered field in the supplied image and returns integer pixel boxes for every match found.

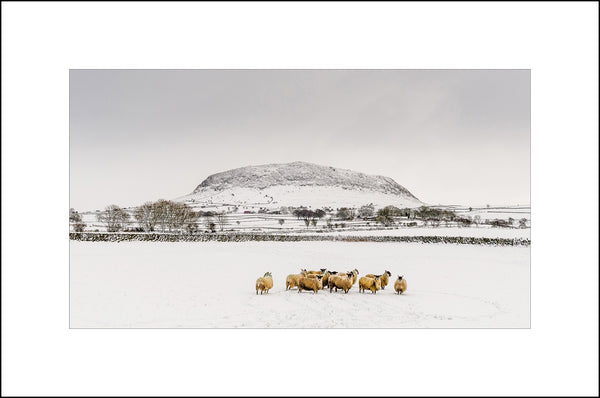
[319,226,531,239]
[78,205,530,237]
[70,241,530,328]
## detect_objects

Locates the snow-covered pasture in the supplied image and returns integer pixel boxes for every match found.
[70,241,530,328]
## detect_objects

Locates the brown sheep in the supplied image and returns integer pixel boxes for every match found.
[256,272,273,295]
[329,272,354,293]
[350,269,359,285]
[366,270,391,290]
[286,270,308,290]
[321,271,331,288]
[306,268,327,275]
[298,274,323,294]
[359,275,382,294]
[394,275,407,294]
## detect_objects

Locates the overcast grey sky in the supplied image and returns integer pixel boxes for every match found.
[70,69,530,211]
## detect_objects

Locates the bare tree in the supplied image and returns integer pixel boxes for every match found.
[358,204,374,219]
[134,201,159,232]
[175,203,199,233]
[73,222,86,232]
[205,215,217,233]
[69,208,82,223]
[97,205,131,232]
[336,207,355,221]
[70,208,85,231]
[296,209,325,229]
[326,217,333,229]
[214,212,228,231]
[152,199,170,232]
[376,207,395,226]
[519,218,528,228]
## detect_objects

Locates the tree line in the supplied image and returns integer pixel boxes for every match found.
[71,202,527,233]
[72,200,230,233]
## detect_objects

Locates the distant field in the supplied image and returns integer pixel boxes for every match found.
[77,205,530,239]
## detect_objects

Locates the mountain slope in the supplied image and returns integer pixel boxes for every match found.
[179,161,423,209]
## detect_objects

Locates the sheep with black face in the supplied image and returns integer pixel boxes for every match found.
[394,275,407,294]
[298,274,323,294]
[365,270,391,290]
[329,272,354,293]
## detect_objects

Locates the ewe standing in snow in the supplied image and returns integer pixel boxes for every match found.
[394,275,407,294]
[329,272,354,293]
[255,272,273,295]
[321,271,331,289]
[366,270,391,290]
[298,274,323,294]
[350,269,359,285]
[286,269,308,290]
[359,275,382,294]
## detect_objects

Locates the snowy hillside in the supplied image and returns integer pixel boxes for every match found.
[178,161,423,209]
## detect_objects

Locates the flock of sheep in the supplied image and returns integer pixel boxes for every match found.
[255,269,407,295]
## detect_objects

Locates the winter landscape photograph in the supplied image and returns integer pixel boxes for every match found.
[69,69,531,328]
[5,3,598,396]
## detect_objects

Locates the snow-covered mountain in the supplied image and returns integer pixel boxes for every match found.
[178,161,423,209]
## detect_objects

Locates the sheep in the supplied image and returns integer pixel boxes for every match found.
[394,275,407,294]
[350,269,359,285]
[322,271,331,288]
[359,275,382,294]
[286,269,308,290]
[329,272,354,293]
[306,268,327,275]
[298,274,323,294]
[365,270,391,290]
[306,273,325,289]
[255,272,273,295]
